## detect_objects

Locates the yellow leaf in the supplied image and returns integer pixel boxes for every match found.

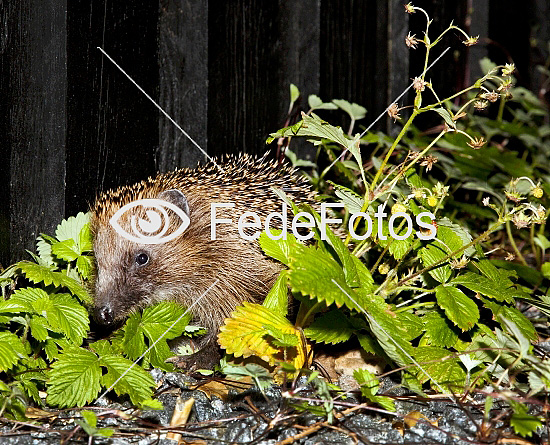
[218,302,311,372]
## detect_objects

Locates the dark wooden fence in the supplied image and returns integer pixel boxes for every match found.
[1,0,548,265]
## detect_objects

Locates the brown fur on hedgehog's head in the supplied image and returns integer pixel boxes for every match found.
[90,154,311,333]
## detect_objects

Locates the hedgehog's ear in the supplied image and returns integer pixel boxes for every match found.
[158,189,190,217]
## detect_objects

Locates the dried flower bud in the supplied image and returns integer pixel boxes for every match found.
[467,137,486,149]
[505,252,515,261]
[463,36,479,47]
[480,91,499,102]
[502,63,515,76]
[474,100,489,110]
[413,77,427,92]
[387,103,401,122]
[392,203,408,215]
[404,3,415,14]
[505,191,524,203]
[450,255,469,269]
[420,155,438,171]
[405,32,420,49]
[512,212,530,229]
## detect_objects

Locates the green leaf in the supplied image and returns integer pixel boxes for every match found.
[451,272,516,303]
[28,317,50,342]
[542,262,550,280]
[263,325,299,348]
[481,298,537,342]
[55,212,90,245]
[76,255,94,280]
[11,289,89,344]
[432,107,456,129]
[123,302,191,370]
[51,239,80,261]
[46,347,102,408]
[289,83,300,104]
[99,355,156,406]
[0,332,27,371]
[288,244,367,311]
[308,94,338,110]
[414,346,466,391]
[419,244,452,283]
[304,311,355,344]
[329,181,364,214]
[353,369,395,412]
[258,231,298,265]
[263,270,289,316]
[16,261,92,303]
[435,285,479,331]
[423,311,459,348]
[332,99,367,120]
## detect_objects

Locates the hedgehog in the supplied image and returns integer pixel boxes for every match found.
[91,153,316,369]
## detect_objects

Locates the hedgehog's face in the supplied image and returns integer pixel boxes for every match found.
[92,189,192,327]
[92,229,159,326]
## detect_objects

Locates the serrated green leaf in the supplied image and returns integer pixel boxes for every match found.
[99,355,156,406]
[51,239,80,262]
[263,325,299,347]
[510,409,542,438]
[414,346,466,391]
[16,261,91,303]
[79,223,93,252]
[28,317,50,342]
[123,302,191,370]
[55,212,90,245]
[419,244,452,283]
[451,272,516,303]
[46,347,101,408]
[435,285,479,331]
[304,311,355,344]
[76,255,94,280]
[263,270,289,316]
[0,332,27,371]
[329,181,364,214]
[423,311,459,348]
[481,298,537,343]
[288,244,363,311]
[258,231,298,265]
[36,235,56,267]
[353,368,395,411]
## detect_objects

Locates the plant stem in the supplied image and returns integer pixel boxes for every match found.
[505,221,528,266]
[370,110,419,193]
[396,220,503,287]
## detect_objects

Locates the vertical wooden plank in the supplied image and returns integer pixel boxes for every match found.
[207,1,320,158]
[158,0,209,171]
[467,0,489,84]
[489,0,534,87]
[1,0,67,265]
[65,1,158,216]
[387,0,410,134]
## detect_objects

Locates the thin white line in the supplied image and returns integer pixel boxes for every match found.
[97,47,224,172]
[325,47,451,173]
[331,279,453,399]
[97,279,220,402]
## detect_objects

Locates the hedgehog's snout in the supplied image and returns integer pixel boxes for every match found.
[94,304,115,326]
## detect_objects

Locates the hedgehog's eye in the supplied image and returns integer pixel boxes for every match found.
[135,252,149,266]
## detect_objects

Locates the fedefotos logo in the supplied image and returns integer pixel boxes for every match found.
[110,199,437,245]
[211,202,437,241]
[109,198,190,244]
